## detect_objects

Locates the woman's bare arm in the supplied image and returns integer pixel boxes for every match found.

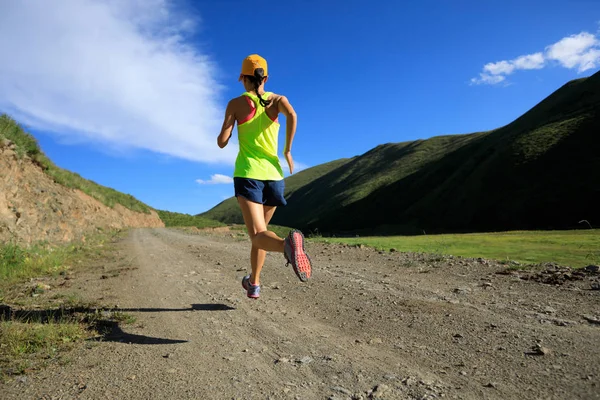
[217,100,236,148]
[278,96,297,173]
[278,96,297,153]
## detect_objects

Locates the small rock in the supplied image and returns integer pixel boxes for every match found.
[460,371,467,376]
[163,353,174,358]
[403,376,417,386]
[331,386,352,395]
[420,378,434,386]
[216,262,222,266]
[531,344,550,355]
[166,368,177,374]
[543,306,557,314]
[297,356,313,364]
[453,287,471,295]
[390,248,397,252]
[35,283,51,292]
[17,376,27,384]
[3,149,16,158]
[127,375,136,380]
[368,338,383,344]
[371,383,391,398]
[453,333,464,338]
[485,382,498,389]
[275,357,290,364]
[383,374,396,380]
[584,265,599,273]
[582,315,600,325]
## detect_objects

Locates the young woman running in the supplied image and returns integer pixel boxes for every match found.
[217,54,312,299]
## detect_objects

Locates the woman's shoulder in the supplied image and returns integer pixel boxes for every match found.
[266,92,287,104]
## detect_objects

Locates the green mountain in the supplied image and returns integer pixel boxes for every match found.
[204,72,600,235]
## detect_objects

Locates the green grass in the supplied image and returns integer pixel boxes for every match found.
[0,114,151,214]
[0,230,123,285]
[156,210,225,229]
[0,320,89,377]
[0,242,73,285]
[0,230,125,307]
[315,229,600,268]
[111,311,137,325]
[0,230,128,379]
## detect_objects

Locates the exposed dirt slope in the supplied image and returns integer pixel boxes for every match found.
[0,140,163,244]
[2,228,598,399]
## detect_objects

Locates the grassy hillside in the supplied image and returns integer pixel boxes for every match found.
[201,158,352,224]
[157,210,225,229]
[0,115,152,214]
[204,72,600,235]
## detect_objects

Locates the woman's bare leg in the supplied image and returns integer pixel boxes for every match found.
[238,197,284,285]
[250,205,277,285]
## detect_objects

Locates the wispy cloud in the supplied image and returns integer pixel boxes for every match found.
[196,174,234,185]
[471,31,600,85]
[0,0,237,163]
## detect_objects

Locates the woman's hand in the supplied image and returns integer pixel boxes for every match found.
[284,151,294,174]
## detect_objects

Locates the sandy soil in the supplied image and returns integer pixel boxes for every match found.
[2,228,599,400]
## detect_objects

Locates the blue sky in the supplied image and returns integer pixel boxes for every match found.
[1,0,599,214]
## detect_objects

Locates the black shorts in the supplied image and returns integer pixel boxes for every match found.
[234,177,287,207]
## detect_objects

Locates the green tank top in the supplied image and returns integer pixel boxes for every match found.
[234,92,284,181]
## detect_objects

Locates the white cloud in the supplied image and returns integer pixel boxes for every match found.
[470,73,506,85]
[483,60,515,76]
[196,174,233,185]
[546,32,600,72]
[0,0,237,164]
[513,53,545,70]
[471,31,600,85]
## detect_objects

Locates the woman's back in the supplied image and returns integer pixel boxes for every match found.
[231,92,282,125]
[234,91,284,181]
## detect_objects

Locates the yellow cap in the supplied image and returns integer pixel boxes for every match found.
[239,54,268,81]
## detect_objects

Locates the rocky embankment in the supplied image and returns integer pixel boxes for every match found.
[0,139,163,244]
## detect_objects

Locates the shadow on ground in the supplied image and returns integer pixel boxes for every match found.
[0,303,235,345]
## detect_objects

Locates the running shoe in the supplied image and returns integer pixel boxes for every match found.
[283,229,313,282]
[241,275,260,299]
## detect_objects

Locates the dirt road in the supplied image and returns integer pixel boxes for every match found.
[3,228,599,399]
